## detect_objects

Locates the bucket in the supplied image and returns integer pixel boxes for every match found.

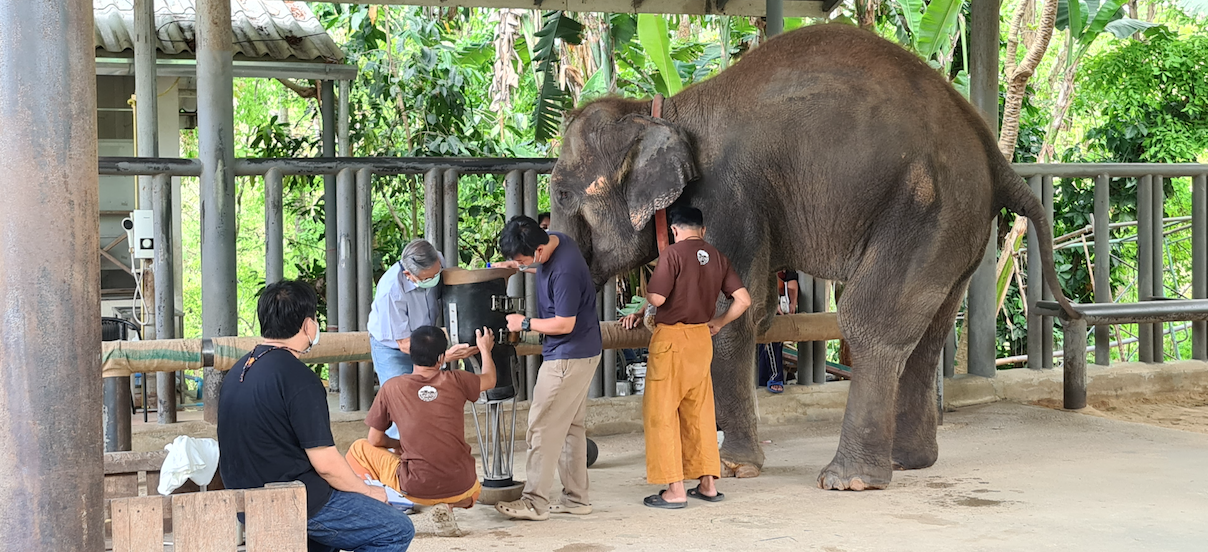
[616,382,631,396]
[628,363,647,395]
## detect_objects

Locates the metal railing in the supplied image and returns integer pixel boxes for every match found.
[1013,164,1208,370]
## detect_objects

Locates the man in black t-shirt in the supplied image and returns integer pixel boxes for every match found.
[218,279,413,552]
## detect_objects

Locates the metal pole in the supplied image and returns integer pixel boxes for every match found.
[1153,176,1165,362]
[812,278,827,383]
[1093,174,1111,365]
[424,168,443,250]
[967,0,1001,378]
[1063,318,1088,410]
[443,170,460,267]
[357,168,375,410]
[524,170,540,397]
[265,168,284,284]
[154,173,177,423]
[1026,175,1043,369]
[797,272,813,384]
[338,80,350,157]
[504,171,526,399]
[943,326,956,378]
[0,0,102,547]
[1194,174,1207,360]
[604,277,618,397]
[1042,176,1055,369]
[134,0,159,205]
[337,168,358,411]
[590,291,605,398]
[1137,175,1154,362]
[321,80,338,391]
[765,0,784,37]
[198,0,237,424]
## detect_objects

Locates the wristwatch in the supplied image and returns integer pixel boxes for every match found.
[521,317,532,331]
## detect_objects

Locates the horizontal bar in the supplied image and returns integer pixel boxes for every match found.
[99,157,556,177]
[96,57,359,81]
[1013,164,1208,178]
[100,312,841,377]
[1035,300,1208,324]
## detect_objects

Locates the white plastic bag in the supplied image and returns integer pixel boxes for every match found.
[157,436,221,495]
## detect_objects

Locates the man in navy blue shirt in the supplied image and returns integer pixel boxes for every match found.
[493,215,602,521]
[218,279,413,551]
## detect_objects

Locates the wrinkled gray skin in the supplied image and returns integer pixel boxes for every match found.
[549,24,1074,490]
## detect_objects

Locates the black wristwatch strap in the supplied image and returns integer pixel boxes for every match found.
[521,317,532,331]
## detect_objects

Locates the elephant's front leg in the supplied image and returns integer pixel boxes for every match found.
[710,316,764,478]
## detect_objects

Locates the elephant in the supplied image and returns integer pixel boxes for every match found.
[548,23,1076,490]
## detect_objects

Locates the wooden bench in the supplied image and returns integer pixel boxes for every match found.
[104,451,307,551]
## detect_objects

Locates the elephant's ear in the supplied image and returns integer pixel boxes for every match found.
[620,115,698,231]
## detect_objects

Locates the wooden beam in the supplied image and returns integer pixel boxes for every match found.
[363,0,833,18]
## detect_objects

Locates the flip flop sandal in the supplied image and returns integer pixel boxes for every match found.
[767,379,785,394]
[643,493,686,509]
[687,487,725,502]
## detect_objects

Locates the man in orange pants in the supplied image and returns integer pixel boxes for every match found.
[640,206,751,509]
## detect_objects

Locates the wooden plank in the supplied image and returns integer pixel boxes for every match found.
[106,473,139,499]
[105,451,169,474]
[243,483,307,552]
[171,490,238,552]
[111,496,164,552]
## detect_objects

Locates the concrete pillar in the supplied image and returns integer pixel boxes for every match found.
[524,170,541,397]
[603,277,618,397]
[504,171,526,399]
[966,0,1001,378]
[1026,175,1044,369]
[1193,174,1207,360]
[766,0,783,36]
[443,170,460,267]
[1138,175,1154,362]
[424,168,443,251]
[1152,176,1165,361]
[0,0,103,547]
[134,0,160,426]
[1042,176,1055,368]
[198,0,237,424]
[796,272,813,384]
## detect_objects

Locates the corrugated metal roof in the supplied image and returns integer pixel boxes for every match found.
[95,0,345,62]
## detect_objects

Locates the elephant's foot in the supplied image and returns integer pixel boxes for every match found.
[892,446,938,471]
[720,458,761,478]
[817,455,892,491]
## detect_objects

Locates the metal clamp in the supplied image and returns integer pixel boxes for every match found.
[491,295,525,313]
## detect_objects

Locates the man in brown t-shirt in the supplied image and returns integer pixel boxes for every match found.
[346,325,496,537]
[640,206,751,509]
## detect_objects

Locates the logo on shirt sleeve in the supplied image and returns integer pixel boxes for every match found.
[418,385,438,402]
[697,250,710,265]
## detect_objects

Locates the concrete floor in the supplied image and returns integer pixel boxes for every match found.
[405,402,1208,552]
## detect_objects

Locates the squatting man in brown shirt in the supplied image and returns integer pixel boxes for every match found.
[631,206,751,509]
[346,325,497,537]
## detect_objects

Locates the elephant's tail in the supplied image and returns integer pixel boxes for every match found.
[994,161,1082,320]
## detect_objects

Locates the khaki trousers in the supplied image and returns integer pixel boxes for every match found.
[643,323,721,484]
[521,354,600,513]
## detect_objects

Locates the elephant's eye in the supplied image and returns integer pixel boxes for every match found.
[557,190,570,201]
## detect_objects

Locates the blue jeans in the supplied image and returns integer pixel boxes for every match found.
[371,340,414,439]
[307,490,414,552]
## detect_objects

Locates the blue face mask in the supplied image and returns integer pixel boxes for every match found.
[414,272,441,289]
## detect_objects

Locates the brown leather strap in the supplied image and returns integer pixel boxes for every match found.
[651,94,669,252]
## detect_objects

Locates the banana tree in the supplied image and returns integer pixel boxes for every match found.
[889,0,965,66]
[531,11,584,143]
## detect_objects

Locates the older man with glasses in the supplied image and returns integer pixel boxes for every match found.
[367,239,475,438]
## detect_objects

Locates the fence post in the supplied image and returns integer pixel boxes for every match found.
[154,172,178,423]
[443,169,460,267]
[265,168,284,285]
[503,170,526,400]
[1042,175,1055,369]
[1152,176,1165,362]
[424,168,443,251]
[337,168,358,411]
[1063,317,1088,410]
[1193,173,1207,360]
[812,279,829,383]
[1026,175,1044,369]
[1137,175,1154,362]
[797,272,814,384]
[1093,174,1111,366]
[524,170,540,397]
[320,80,338,392]
[357,168,375,410]
[604,277,618,397]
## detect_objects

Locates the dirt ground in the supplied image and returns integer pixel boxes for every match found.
[398,402,1208,552]
[1035,391,1208,434]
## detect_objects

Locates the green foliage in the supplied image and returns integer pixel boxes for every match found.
[532,11,584,142]
[637,14,684,96]
[1078,33,1208,163]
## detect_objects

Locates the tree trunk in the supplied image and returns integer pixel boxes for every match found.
[857,0,881,29]
[1038,61,1081,162]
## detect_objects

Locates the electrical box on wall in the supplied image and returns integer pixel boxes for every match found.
[130,209,154,259]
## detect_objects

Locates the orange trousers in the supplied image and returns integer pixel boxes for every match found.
[345,439,481,508]
[642,323,721,485]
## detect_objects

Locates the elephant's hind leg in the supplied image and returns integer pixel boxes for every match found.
[892,278,970,471]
